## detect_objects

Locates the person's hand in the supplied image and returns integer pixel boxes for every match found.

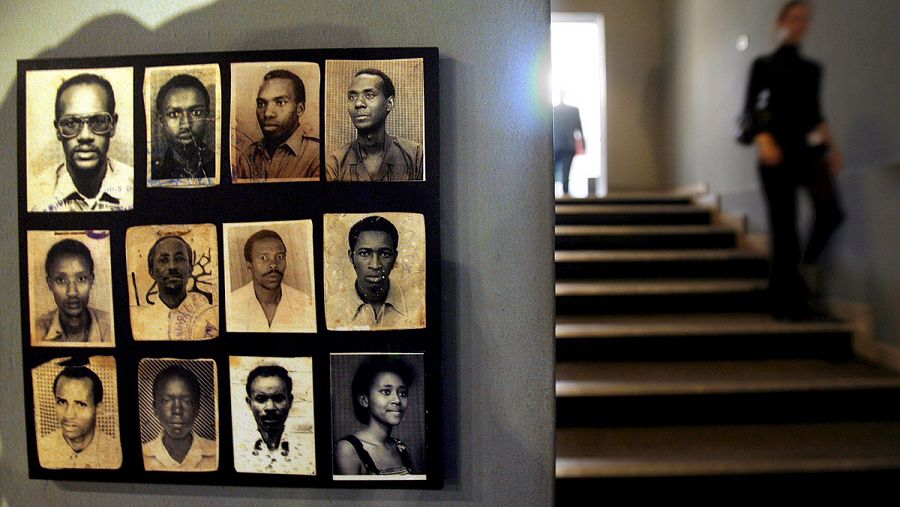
[826,150,844,176]
[755,133,783,166]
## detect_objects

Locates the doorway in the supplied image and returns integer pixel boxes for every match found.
[551,13,607,197]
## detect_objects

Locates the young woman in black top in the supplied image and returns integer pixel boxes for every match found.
[742,0,844,320]
[334,356,416,476]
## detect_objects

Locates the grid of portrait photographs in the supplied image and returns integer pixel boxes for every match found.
[17,48,440,489]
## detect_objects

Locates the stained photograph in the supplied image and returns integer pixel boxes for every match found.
[32,356,122,470]
[144,64,221,187]
[230,62,320,183]
[224,220,316,333]
[138,358,218,472]
[324,213,425,330]
[26,67,134,212]
[27,230,115,347]
[229,356,316,475]
[126,224,219,340]
[331,353,426,480]
[325,58,424,182]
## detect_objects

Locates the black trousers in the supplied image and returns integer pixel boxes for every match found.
[554,150,575,194]
[758,152,843,315]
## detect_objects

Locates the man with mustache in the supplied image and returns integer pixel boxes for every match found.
[326,68,423,182]
[236,365,306,474]
[143,365,217,471]
[36,238,112,343]
[151,73,215,182]
[146,234,219,340]
[37,365,122,469]
[228,229,314,332]
[33,73,133,211]
[232,69,320,182]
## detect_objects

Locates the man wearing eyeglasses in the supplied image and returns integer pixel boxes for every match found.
[33,73,133,212]
[227,229,315,332]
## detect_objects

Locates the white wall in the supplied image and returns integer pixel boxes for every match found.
[552,0,667,191]
[0,1,556,505]
[665,0,900,344]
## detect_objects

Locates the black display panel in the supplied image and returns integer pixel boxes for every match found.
[18,47,441,489]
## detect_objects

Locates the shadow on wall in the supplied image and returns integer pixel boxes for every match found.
[826,163,900,347]
[0,4,484,503]
[640,64,669,189]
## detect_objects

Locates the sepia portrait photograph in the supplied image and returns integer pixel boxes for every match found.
[223,220,316,333]
[331,353,426,480]
[144,64,221,188]
[126,224,219,341]
[25,67,134,212]
[137,358,218,472]
[32,355,122,470]
[27,230,115,347]
[324,58,425,182]
[229,356,316,475]
[324,213,425,331]
[230,61,320,183]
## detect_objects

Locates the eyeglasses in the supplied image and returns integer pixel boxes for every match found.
[56,113,115,138]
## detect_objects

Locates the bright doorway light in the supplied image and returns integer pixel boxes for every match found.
[551,13,607,197]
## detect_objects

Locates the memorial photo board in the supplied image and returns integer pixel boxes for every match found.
[17,47,441,489]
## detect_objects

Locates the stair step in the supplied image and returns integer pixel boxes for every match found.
[556,422,900,478]
[556,279,767,296]
[555,314,853,362]
[555,313,851,339]
[556,225,736,250]
[556,249,768,278]
[555,249,764,262]
[556,204,707,214]
[556,279,768,314]
[555,279,767,314]
[557,388,900,427]
[555,204,712,226]
[557,193,695,205]
[557,225,734,235]
[556,359,900,397]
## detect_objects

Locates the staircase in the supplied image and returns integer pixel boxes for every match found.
[554,190,900,497]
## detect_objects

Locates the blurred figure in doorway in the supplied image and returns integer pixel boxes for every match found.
[553,90,584,196]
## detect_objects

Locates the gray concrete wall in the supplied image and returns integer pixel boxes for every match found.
[551,0,668,191]
[664,0,900,344]
[0,1,556,505]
